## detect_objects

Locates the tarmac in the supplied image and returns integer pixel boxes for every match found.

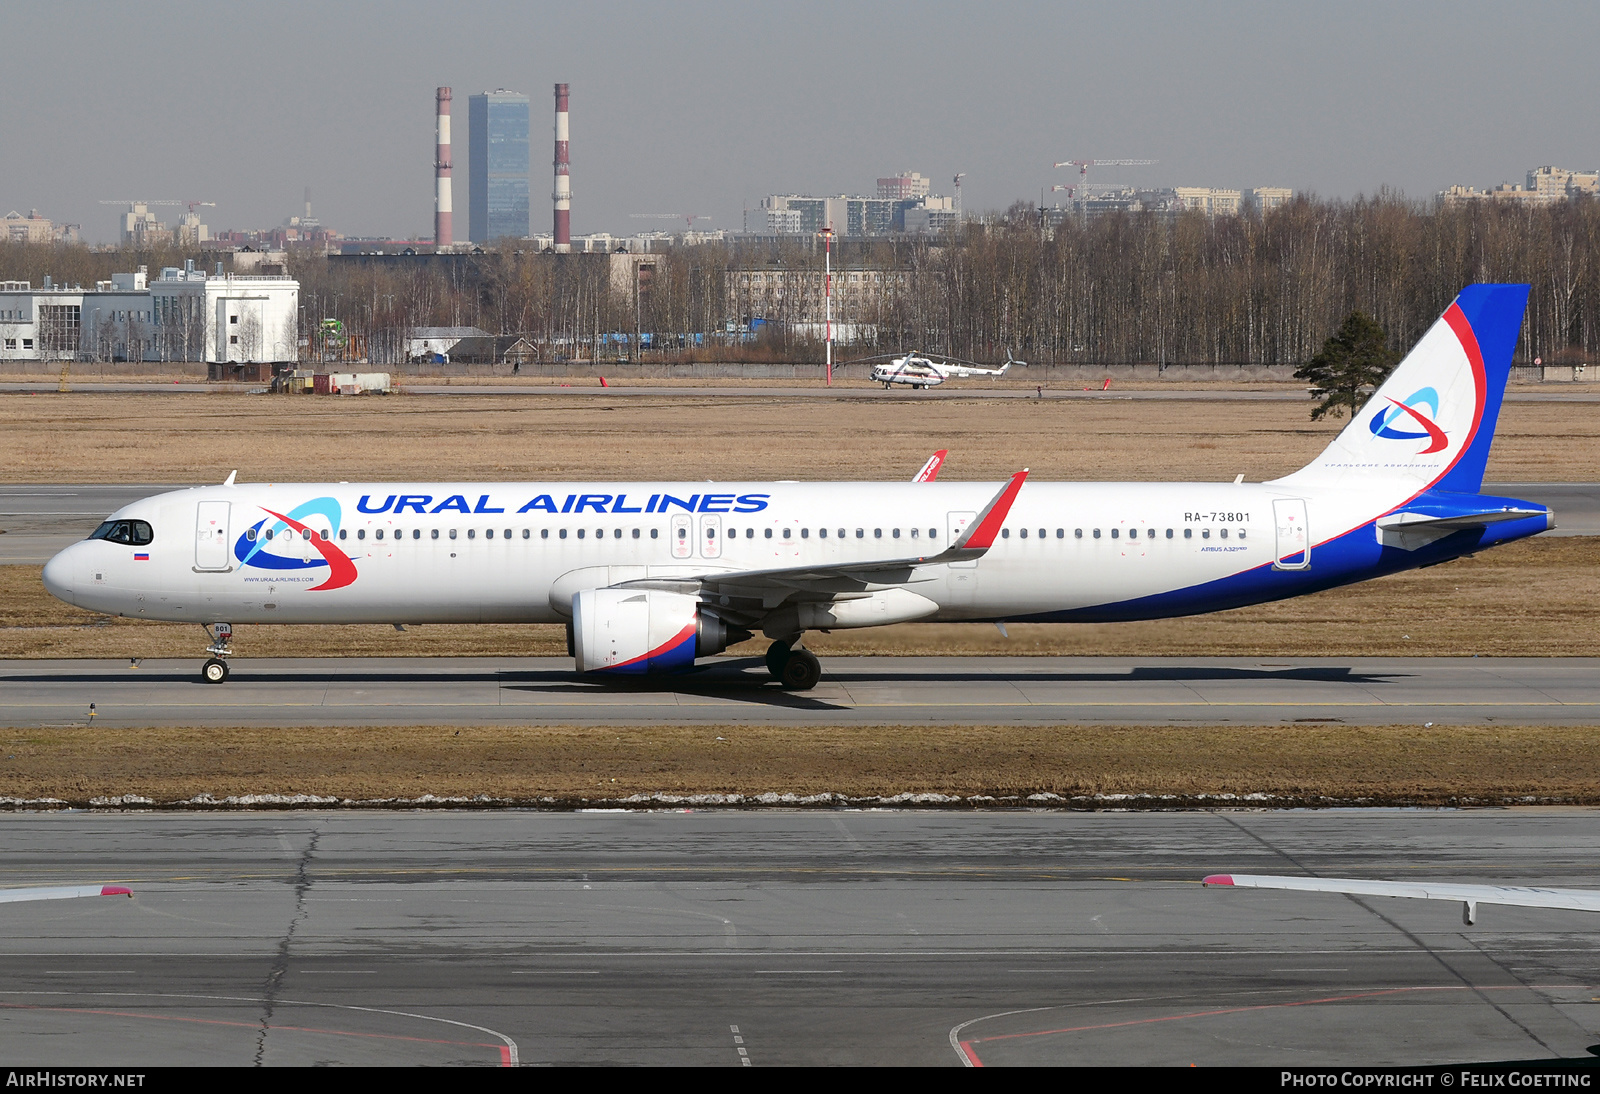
[0,808,1595,1066]
[2,481,1596,564]
[6,655,1600,727]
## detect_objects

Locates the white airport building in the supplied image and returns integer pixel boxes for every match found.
[0,263,299,366]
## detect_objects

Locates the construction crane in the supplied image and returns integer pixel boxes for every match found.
[1051,159,1157,193]
[953,173,965,218]
[629,213,714,229]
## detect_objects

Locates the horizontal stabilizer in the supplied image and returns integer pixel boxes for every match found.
[1375,491,1551,550]
[1204,873,1600,925]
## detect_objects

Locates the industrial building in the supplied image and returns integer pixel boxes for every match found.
[469,90,531,243]
[0,263,298,369]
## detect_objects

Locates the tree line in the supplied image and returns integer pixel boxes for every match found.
[4,192,1599,365]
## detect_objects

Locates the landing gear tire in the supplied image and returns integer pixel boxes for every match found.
[201,657,229,684]
[779,649,821,691]
[765,641,791,679]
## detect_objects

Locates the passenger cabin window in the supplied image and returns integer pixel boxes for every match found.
[1075,528,1083,538]
[357,529,366,540]
[375,529,384,540]
[1111,528,1119,539]
[560,529,568,539]
[651,528,659,539]
[1166,528,1174,539]
[541,529,549,539]
[764,528,773,539]
[1184,528,1192,539]
[1093,529,1101,539]
[819,528,828,538]
[782,528,791,539]
[485,529,493,539]
[432,529,440,539]
[1002,528,1010,539]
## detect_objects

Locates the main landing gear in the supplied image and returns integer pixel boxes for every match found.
[765,640,822,691]
[201,622,233,684]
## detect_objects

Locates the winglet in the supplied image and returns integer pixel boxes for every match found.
[223,470,237,487]
[101,886,133,898]
[953,469,1029,551]
[1202,875,1234,887]
[913,450,948,483]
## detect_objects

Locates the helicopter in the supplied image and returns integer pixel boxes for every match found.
[850,348,1023,389]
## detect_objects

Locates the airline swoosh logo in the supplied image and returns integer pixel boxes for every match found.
[1370,387,1449,454]
[259,507,359,591]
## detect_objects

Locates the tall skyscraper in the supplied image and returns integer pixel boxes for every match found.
[468,90,531,243]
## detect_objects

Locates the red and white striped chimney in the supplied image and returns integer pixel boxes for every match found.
[434,87,453,248]
[553,82,571,252]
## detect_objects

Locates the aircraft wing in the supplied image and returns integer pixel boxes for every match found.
[912,450,948,482]
[1204,873,1600,924]
[0,884,133,905]
[616,470,1027,608]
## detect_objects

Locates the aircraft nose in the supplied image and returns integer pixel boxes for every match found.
[41,543,80,606]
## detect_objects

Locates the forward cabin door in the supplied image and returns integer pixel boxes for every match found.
[194,501,232,571]
[1272,498,1310,570]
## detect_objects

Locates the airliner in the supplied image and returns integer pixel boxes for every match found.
[42,284,1548,689]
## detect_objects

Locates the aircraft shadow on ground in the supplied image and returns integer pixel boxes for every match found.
[1,663,1404,693]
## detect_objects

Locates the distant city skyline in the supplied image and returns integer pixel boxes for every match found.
[4,1,1599,244]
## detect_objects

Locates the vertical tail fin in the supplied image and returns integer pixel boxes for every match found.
[1280,284,1529,493]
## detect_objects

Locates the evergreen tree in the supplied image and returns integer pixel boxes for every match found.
[1294,311,1400,421]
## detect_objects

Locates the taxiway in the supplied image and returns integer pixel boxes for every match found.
[0,809,1594,1066]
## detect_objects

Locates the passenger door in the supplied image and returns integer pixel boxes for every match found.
[194,501,231,571]
[1272,498,1310,570]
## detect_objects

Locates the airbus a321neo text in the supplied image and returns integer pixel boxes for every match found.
[43,285,1549,690]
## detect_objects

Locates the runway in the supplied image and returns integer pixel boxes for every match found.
[2,481,1596,564]
[0,809,1595,1066]
[6,655,1600,727]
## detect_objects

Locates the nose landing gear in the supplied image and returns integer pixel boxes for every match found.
[201,622,233,684]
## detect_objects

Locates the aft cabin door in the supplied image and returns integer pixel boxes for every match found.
[1272,498,1310,570]
[194,501,232,572]
[947,511,977,568]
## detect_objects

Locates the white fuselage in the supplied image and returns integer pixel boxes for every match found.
[40,478,1444,627]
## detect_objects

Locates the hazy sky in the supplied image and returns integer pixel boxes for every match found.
[6,1,1599,243]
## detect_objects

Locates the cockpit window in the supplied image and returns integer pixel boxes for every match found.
[88,519,154,546]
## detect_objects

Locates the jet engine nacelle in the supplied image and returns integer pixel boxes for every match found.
[571,588,748,674]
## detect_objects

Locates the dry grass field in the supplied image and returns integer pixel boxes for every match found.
[1,722,1595,808]
[1,387,1596,483]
